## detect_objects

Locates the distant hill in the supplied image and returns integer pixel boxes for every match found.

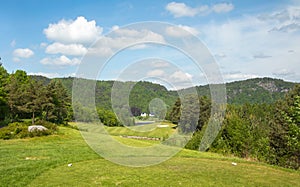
[55,77,178,113]
[30,75,51,85]
[184,77,297,104]
[225,77,296,104]
[30,75,298,109]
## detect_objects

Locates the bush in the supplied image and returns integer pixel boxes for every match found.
[0,120,57,140]
[35,120,58,131]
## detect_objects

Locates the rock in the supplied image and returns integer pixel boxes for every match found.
[28,125,48,132]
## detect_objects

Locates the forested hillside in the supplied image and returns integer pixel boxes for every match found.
[182,77,296,104]
[167,84,300,169]
[31,76,297,112]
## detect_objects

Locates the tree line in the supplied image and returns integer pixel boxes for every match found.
[0,66,71,126]
[167,85,300,170]
[0,66,122,127]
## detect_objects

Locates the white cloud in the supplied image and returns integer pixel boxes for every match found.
[111,25,120,31]
[42,17,166,58]
[45,42,87,56]
[88,47,114,57]
[89,28,165,56]
[40,55,80,66]
[165,2,206,17]
[170,71,192,82]
[223,72,259,82]
[166,2,234,18]
[151,61,170,68]
[28,72,60,78]
[13,48,34,61]
[13,48,34,58]
[147,69,165,77]
[262,7,300,33]
[166,24,199,37]
[44,16,102,44]
[198,6,300,83]
[28,72,76,78]
[212,3,234,13]
[112,28,165,42]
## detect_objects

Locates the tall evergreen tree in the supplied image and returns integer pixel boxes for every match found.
[6,70,30,120]
[25,80,47,124]
[0,66,9,121]
[269,84,300,169]
[46,80,71,123]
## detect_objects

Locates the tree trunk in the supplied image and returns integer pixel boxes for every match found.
[32,112,35,125]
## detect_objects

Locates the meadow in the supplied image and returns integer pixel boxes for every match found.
[1,124,300,186]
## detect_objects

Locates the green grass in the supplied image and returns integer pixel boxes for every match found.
[0,125,299,187]
[0,127,99,187]
[104,121,175,138]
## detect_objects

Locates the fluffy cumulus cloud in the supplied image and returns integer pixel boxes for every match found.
[165,2,206,17]
[42,17,166,61]
[166,2,234,17]
[44,16,102,44]
[40,55,80,66]
[89,27,165,56]
[144,69,194,90]
[45,42,87,56]
[13,48,34,62]
[40,16,101,67]
[165,24,199,37]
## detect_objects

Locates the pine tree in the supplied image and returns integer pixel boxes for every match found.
[0,66,9,121]
[6,70,30,120]
[46,80,71,123]
[25,80,47,124]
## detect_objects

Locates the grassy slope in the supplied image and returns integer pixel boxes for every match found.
[104,121,175,138]
[0,126,299,187]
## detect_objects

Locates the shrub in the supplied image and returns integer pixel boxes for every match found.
[0,120,57,140]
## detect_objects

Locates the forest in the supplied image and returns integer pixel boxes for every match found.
[0,65,299,169]
[168,87,300,169]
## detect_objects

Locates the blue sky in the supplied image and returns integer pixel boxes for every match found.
[1,0,300,89]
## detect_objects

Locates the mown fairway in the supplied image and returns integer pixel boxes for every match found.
[0,126,299,187]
